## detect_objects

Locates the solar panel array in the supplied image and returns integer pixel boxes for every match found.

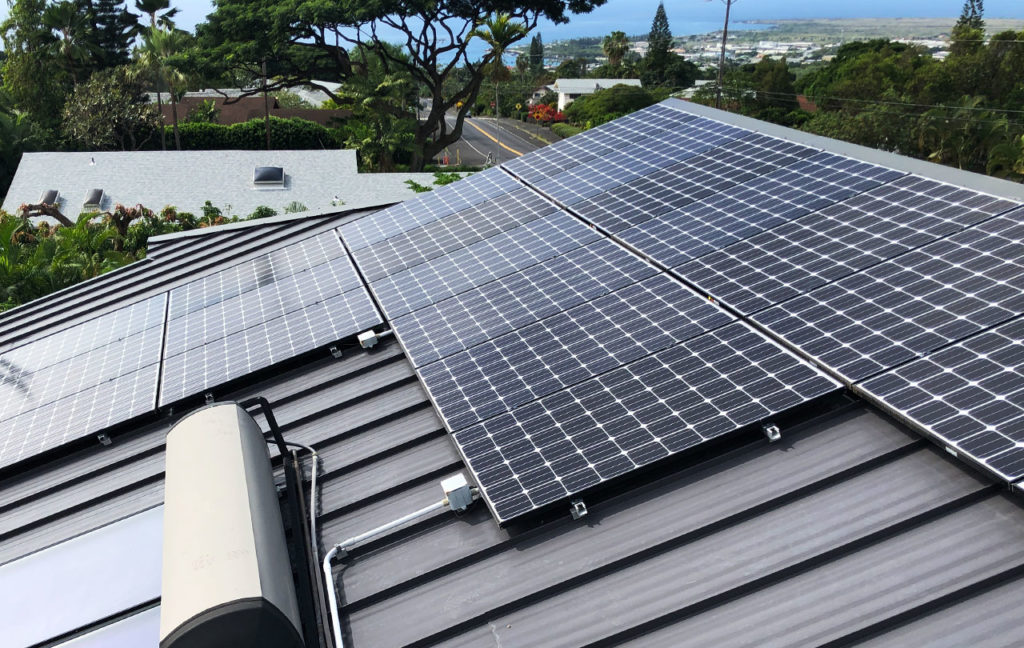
[339,98,1024,522]
[159,231,381,404]
[0,295,166,468]
[4,96,1023,514]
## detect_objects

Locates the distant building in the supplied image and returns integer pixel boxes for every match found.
[550,78,643,111]
[3,150,437,220]
[147,90,351,127]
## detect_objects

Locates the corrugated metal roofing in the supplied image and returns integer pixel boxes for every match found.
[4,334,1022,647]
[4,100,1024,648]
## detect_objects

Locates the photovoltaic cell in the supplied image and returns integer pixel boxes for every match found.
[615,151,906,270]
[339,166,520,251]
[370,210,601,321]
[754,212,1024,382]
[351,187,559,282]
[451,321,840,522]
[571,133,819,234]
[395,239,657,367]
[679,175,1019,315]
[860,317,1024,480]
[0,294,166,468]
[418,273,735,430]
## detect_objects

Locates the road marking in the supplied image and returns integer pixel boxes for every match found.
[465,119,523,156]
[445,116,489,161]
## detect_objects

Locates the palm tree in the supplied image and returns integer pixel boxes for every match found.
[471,14,529,120]
[602,31,629,69]
[139,26,190,151]
[134,0,178,29]
[42,1,93,85]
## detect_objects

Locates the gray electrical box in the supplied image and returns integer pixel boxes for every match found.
[160,404,304,648]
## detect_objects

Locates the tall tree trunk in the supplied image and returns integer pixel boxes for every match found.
[156,88,166,151]
[169,79,181,151]
[716,0,734,110]
[262,59,271,150]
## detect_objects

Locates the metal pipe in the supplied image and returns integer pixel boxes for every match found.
[283,441,320,565]
[321,498,450,648]
[377,329,395,340]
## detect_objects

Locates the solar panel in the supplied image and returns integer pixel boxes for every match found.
[679,175,1019,315]
[859,316,1024,480]
[351,186,559,283]
[614,152,906,270]
[160,289,379,403]
[393,239,657,367]
[504,103,695,185]
[754,212,1024,382]
[0,295,166,468]
[569,133,819,234]
[340,166,520,251]
[369,210,601,321]
[530,116,750,206]
[451,321,840,523]
[418,273,735,430]
[159,232,382,405]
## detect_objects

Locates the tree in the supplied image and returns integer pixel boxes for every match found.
[602,31,629,69]
[1,0,67,130]
[61,65,160,150]
[134,0,178,29]
[139,26,191,151]
[644,2,672,84]
[564,84,657,126]
[196,0,607,170]
[554,57,587,78]
[472,13,529,121]
[0,100,41,198]
[528,33,544,73]
[89,0,138,69]
[951,0,986,57]
[42,1,93,86]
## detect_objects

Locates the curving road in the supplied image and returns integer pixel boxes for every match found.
[437,114,547,167]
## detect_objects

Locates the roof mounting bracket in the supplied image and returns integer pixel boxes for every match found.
[570,498,588,520]
[204,392,215,405]
[329,345,342,359]
[97,432,112,446]
[762,423,781,443]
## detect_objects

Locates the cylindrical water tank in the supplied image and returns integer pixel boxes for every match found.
[160,403,304,648]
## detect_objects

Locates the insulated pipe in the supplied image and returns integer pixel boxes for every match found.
[321,498,450,648]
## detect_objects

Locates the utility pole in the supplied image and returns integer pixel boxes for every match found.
[715,0,737,110]
[262,59,272,150]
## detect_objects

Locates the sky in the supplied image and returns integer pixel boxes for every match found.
[156,0,1023,34]
[0,0,1020,38]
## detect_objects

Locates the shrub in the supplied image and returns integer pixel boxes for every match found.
[564,84,656,127]
[152,117,345,150]
[551,123,583,139]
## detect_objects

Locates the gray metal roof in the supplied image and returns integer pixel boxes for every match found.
[4,100,1024,648]
[3,333,1022,647]
[2,150,437,219]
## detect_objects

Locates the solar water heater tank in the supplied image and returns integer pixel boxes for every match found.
[160,403,304,648]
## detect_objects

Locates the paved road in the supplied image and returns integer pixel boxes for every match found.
[437,114,547,167]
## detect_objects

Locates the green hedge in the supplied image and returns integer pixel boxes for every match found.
[151,117,345,150]
[551,123,583,139]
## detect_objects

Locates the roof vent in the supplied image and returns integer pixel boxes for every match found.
[160,404,303,648]
[39,189,59,205]
[253,166,284,185]
[83,188,104,210]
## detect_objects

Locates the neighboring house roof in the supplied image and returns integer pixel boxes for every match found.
[3,98,1024,648]
[552,78,643,94]
[2,150,436,219]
